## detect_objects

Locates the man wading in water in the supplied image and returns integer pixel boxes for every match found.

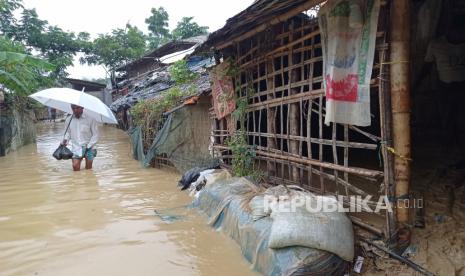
[62,104,99,171]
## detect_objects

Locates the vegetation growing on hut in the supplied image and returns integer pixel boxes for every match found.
[224,59,263,181]
[130,60,199,148]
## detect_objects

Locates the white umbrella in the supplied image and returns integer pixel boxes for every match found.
[29,88,117,124]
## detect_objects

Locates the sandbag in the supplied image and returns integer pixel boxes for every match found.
[192,177,349,275]
[268,195,354,261]
[249,195,271,221]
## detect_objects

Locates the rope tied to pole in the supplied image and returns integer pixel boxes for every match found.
[384,145,412,161]
[378,140,412,162]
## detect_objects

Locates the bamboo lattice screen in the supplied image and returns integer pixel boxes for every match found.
[211,3,394,236]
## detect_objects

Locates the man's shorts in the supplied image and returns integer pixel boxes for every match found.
[72,146,97,160]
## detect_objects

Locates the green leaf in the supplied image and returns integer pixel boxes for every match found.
[0,68,28,92]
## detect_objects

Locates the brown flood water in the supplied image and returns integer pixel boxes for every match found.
[0,122,256,276]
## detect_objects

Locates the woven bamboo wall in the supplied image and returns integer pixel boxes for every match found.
[211,3,394,237]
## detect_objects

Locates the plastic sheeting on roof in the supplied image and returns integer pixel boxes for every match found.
[160,46,196,64]
[110,57,213,113]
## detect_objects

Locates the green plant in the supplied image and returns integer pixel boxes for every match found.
[222,58,265,181]
[130,85,197,149]
[226,131,256,177]
[168,60,198,84]
[0,36,56,110]
[0,51,55,94]
[231,97,247,129]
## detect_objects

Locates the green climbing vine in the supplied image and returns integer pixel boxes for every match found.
[224,58,263,181]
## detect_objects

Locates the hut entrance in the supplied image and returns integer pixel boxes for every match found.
[410,2,465,221]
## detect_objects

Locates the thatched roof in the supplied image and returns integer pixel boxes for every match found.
[196,0,323,52]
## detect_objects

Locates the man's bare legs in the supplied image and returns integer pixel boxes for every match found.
[72,158,93,171]
[85,158,93,170]
[72,158,82,171]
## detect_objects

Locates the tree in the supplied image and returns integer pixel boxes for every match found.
[15,10,92,78]
[14,8,47,44]
[82,24,147,73]
[145,7,171,49]
[0,0,22,38]
[172,17,208,40]
[1,3,91,79]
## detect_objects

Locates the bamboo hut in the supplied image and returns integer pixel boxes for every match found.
[195,0,444,247]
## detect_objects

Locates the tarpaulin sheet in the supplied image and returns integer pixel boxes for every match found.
[128,107,215,172]
[192,177,348,276]
[319,0,380,126]
[128,114,173,168]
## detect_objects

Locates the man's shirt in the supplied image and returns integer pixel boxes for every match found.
[64,114,99,154]
[425,36,465,84]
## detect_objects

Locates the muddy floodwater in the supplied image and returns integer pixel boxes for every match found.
[0,122,256,276]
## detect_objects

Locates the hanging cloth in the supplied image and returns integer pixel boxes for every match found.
[318,0,381,126]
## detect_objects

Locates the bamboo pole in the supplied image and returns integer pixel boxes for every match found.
[332,123,340,196]
[307,29,316,189]
[307,100,313,187]
[255,148,383,178]
[390,0,411,236]
[280,36,285,180]
[240,35,322,69]
[213,143,383,179]
[248,89,324,110]
[318,94,324,192]
[299,35,305,182]
[379,46,397,239]
[351,217,385,236]
[257,155,372,197]
[344,124,349,196]
[289,21,300,182]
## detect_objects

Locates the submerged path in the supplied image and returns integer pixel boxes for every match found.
[0,122,254,276]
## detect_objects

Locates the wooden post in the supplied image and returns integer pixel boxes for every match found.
[266,59,277,175]
[390,0,411,240]
[289,21,300,182]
